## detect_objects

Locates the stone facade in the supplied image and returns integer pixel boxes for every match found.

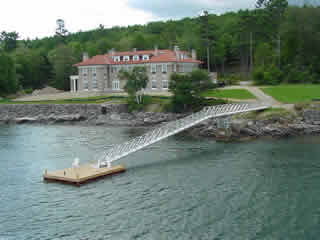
[71,47,201,93]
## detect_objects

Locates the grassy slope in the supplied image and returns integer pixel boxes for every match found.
[0,95,173,106]
[0,96,127,104]
[261,84,320,103]
[202,89,256,100]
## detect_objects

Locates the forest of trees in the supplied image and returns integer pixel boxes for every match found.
[0,0,319,96]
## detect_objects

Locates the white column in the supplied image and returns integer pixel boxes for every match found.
[70,78,74,92]
[73,79,76,92]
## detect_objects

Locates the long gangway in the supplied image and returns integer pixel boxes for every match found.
[97,103,269,168]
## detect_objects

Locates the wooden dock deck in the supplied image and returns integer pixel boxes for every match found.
[43,164,126,185]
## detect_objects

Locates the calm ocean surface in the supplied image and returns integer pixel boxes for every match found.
[0,124,319,240]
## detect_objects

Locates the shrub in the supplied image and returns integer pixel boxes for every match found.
[25,88,33,94]
[253,65,282,85]
[126,95,152,112]
[294,103,310,111]
[169,70,213,112]
[218,73,244,85]
[253,66,265,85]
[283,65,317,84]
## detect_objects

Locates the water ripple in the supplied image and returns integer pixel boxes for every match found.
[0,125,319,239]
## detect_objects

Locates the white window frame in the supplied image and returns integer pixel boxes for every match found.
[152,80,157,89]
[162,80,168,89]
[142,55,149,61]
[173,64,177,72]
[114,56,120,62]
[151,64,156,73]
[112,80,120,90]
[123,56,130,62]
[162,64,167,73]
[133,55,139,61]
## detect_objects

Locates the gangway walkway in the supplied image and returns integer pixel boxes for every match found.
[97,103,269,168]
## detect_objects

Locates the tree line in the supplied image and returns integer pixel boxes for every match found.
[0,0,319,96]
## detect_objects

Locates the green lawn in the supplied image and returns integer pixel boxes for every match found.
[0,96,127,105]
[202,89,256,100]
[261,84,320,103]
[0,95,172,105]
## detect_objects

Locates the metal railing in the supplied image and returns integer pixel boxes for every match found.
[97,103,268,167]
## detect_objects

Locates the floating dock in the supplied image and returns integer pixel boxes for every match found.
[43,164,126,185]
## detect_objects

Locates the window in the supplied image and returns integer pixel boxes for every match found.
[82,68,88,76]
[123,65,129,71]
[151,64,156,73]
[92,68,97,89]
[162,64,167,73]
[173,64,177,72]
[92,78,98,89]
[114,56,120,62]
[83,76,88,90]
[92,67,96,76]
[112,80,120,90]
[152,80,157,89]
[185,63,193,72]
[179,63,184,73]
[162,80,168,89]
[123,56,130,61]
[133,55,139,61]
[142,55,149,60]
[112,66,118,73]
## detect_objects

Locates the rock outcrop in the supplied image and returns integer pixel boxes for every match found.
[1,103,320,141]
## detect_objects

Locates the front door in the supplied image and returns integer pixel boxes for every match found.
[112,80,120,90]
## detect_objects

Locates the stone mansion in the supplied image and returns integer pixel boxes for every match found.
[70,46,202,92]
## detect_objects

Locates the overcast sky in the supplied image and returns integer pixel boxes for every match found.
[1,0,256,39]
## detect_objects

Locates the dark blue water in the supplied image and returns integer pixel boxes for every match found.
[0,124,319,240]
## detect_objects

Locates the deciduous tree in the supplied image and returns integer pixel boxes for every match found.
[0,51,18,95]
[119,66,148,109]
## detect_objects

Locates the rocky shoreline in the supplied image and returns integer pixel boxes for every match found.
[1,103,320,141]
[0,104,183,126]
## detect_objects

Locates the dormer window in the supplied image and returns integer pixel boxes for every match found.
[114,56,120,62]
[133,55,139,61]
[123,56,130,61]
[142,55,149,61]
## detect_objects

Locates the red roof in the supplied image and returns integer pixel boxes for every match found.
[73,55,111,67]
[73,49,202,67]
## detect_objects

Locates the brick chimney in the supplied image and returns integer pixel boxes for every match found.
[82,52,89,62]
[154,45,159,56]
[192,49,197,60]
